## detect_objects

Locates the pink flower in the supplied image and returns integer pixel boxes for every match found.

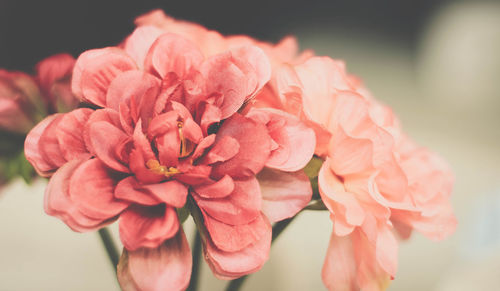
[35,53,79,112]
[0,70,40,133]
[0,53,78,133]
[25,28,315,290]
[133,9,313,71]
[257,56,456,290]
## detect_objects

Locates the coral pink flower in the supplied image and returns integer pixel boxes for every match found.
[257,56,456,290]
[0,53,78,133]
[25,28,315,290]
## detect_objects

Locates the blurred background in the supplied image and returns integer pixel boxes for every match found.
[1,0,500,290]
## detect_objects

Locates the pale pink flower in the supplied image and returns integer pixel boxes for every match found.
[258,56,456,290]
[25,28,315,290]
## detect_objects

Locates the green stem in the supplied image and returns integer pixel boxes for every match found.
[225,216,297,291]
[187,229,202,291]
[98,227,120,273]
[304,199,328,211]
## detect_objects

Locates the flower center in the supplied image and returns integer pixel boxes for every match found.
[146,159,180,178]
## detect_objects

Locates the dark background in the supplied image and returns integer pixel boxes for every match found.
[0,0,446,72]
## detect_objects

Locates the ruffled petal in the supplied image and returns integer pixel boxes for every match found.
[230,45,271,96]
[201,211,269,253]
[72,47,137,107]
[119,204,179,251]
[144,33,204,79]
[118,228,192,291]
[294,57,353,126]
[203,136,239,165]
[318,160,365,235]
[69,159,130,219]
[44,158,115,232]
[142,180,188,208]
[201,52,256,119]
[193,175,234,199]
[88,121,131,173]
[56,108,93,161]
[257,168,312,223]
[193,177,261,225]
[115,177,162,206]
[203,213,271,280]
[24,114,62,177]
[328,126,374,176]
[123,26,164,69]
[248,108,316,172]
[38,114,67,169]
[211,113,271,179]
[106,70,161,111]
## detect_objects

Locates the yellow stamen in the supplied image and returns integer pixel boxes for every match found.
[146,159,180,178]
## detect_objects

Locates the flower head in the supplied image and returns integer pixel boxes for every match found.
[257,56,456,290]
[25,26,315,290]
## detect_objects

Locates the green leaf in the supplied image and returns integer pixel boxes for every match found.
[17,151,35,184]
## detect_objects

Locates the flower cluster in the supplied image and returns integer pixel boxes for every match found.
[22,9,456,291]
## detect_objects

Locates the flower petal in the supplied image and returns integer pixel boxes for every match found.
[69,159,130,219]
[194,177,261,225]
[73,47,137,107]
[142,180,188,208]
[352,230,392,291]
[119,204,179,251]
[375,224,398,277]
[56,108,93,161]
[230,45,271,96]
[106,70,161,111]
[203,135,239,165]
[118,228,192,291]
[38,114,67,169]
[318,160,365,235]
[257,168,312,223]
[115,177,162,206]
[200,52,255,119]
[203,213,271,279]
[321,232,357,291]
[24,114,62,177]
[248,108,316,172]
[211,113,271,179]
[201,211,269,253]
[44,158,115,232]
[328,126,374,176]
[123,26,164,69]
[193,175,234,199]
[88,121,131,173]
[145,33,204,79]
